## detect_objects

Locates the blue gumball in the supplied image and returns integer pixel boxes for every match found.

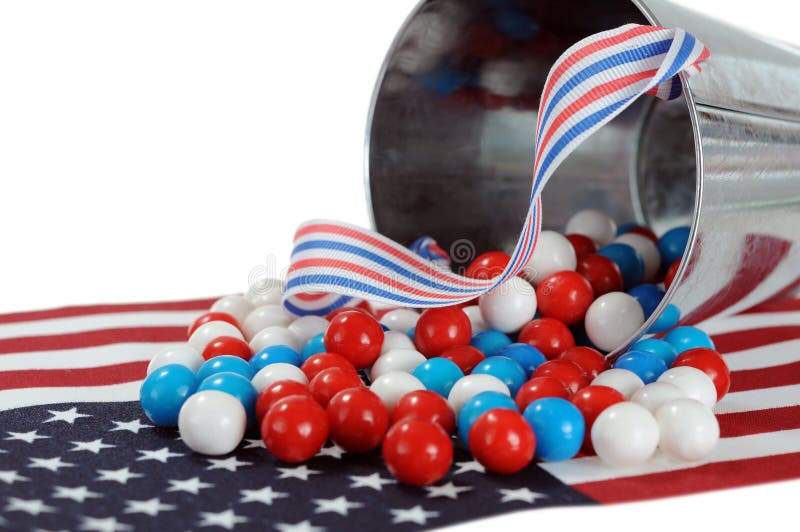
[628,284,666,318]
[630,338,679,367]
[412,357,464,398]
[492,9,539,40]
[301,333,326,361]
[664,326,715,354]
[470,330,513,357]
[250,345,302,373]
[648,303,681,333]
[613,350,668,384]
[140,364,198,427]
[523,398,584,461]
[197,372,258,424]
[658,226,691,265]
[471,356,527,396]
[616,222,637,236]
[196,355,253,383]
[497,343,546,377]
[598,243,644,288]
[407,327,416,340]
[457,391,518,445]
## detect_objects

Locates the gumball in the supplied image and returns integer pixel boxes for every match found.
[615,233,660,282]
[591,368,644,399]
[140,364,198,426]
[210,295,254,325]
[616,222,637,236]
[631,381,687,413]
[326,388,389,453]
[515,376,572,410]
[657,366,717,407]
[300,352,358,381]
[591,402,659,467]
[655,398,720,461]
[570,385,626,454]
[370,349,427,380]
[658,226,691,266]
[478,278,538,333]
[392,390,456,434]
[462,305,489,334]
[249,326,300,353]
[147,344,204,375]
[326,305,373,321]
[309,367,364,407]
[262,395,329,463]
[492,9,539,39]
[323,311,384,369]
[188,312,241,337]
[245,279,284,307]
[559,346,609,380]
[585,292,645,352]
[648,303,681,334]
[412,357,465,398]
[188,321,245,353]
[535,271,594,325]
[597,243,644,289]
[630,338,678,367]
[197,372,258,424]
[369,371,425,413]
[470,330,513,356]
[522,398,584,461]
[379,309,420,333]
[565,209,617,247]
[414,307,472,357]
[202,336,253,361]
[532,360,589,394]
[565,234,597,260]
[456,390,518,444]
[469,409,535,474]
[252,362,309,393]
[465,251,511,279]
[242,305,292,340]
[664,326,715,354]
[518,318,575,359]
[382,419,453,486]
[301,333,326,361]
[288,315,329,346]
[440,345,486,374]
[627,284,665,318]
[613,351,668,384]
[472,356,527,396]
[250,345,302,373]
[179,390,247,455]
[381,330,416,353]
[664,259,681,289]
[673,347,730,400]
[406,327,416,340]
[577,254,624,297]
[498,343,547,377]
[627,225,659,243]
[522,231,577,284]
[196,355,254,383]
[255,380,312,422]
[448,374,510,415]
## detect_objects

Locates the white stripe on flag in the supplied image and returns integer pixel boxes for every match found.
[714,384,800,415]
[701,311,800,335]
[723,339,800,372]
[0,381,142,411]
[0,342,179,371]
[0,311,201,340]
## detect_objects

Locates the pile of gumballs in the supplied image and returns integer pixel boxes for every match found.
[140,209,729,485]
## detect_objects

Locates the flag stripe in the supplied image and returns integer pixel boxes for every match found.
[712,325,800,354]
[0,298,216,325]
[0,361,147,391]
[729,361,800,393]
[714,384,800,414]
[0,311,202,340]
[0,342,176,371]
[723,339,800,372]
[718,406,800,438]
[0,381,141,410]
[0,327,186,355]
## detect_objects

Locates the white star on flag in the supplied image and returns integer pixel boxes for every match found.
[53,485,102,503]
[0,470,29,484]
[136,447,183,463]
[425,481,473,499]
[452,459,486,475]
[498,487,548,504]
[197,509,248,530]
[313,496,364,516]
[276,465,321,481]
[69,439,115,454]
[109,419,151,434]
[28,456,75,472]
[95,467,144,484]
[45,407,91,424]
[166,477,213,495]
[316,444,345,459]
[206,456,251,472]
[78,515,132,532]
[5,430,49,444]
[390,505,439,525]
[4,497,56,516]
[239,486,289,506]
[274,520,326,532]
[348,472,394,491]
[242,439,266,449]
[124,498,176,517]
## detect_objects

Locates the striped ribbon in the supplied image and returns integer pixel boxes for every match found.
[283,24,710,317]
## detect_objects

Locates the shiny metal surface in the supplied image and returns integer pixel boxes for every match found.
[366,0,800,353]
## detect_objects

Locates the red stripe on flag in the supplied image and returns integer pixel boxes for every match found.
[0,298,215,325]
[742,296,800,315]
[0,361,147,390]
[713,325,800,354]
[729,361,800,393]
[0,327,187,355]
[718,406,800,438]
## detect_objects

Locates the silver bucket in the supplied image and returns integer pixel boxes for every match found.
[365,0,800,354]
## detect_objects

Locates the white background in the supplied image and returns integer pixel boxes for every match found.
[1,1,798,529]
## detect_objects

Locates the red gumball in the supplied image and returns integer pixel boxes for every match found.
[559,346,610,380]
[440,345,486,374]
[515,376,573,410]
[627,226,659,243]
[382,419,453,486]
[188,312,242,337]
[391,390,455,434]
[469,409,536,474]
[532,360,589,394]
[577,254,624,297]
[518,318,575,359]
[536,271,594,326]
[255,380,313,422]
[326,306,373,321]
[261,395,329,463]
[465,251,511,280]
[672,348,731,400]
[201,336,252,361]
[665,259,681,290]
[326,388,389,453]
[324,311,384,369]
[570,385,626,454]
[300,352,358,381]
[308,367,364,407]
[414,307,472,357]
[566,234,598,260]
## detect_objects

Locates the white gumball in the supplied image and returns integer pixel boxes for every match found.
[369,349,427,381]
[379,309,420,333]
[246,279,285,306]
[369,371,425,413]
[147,344,204,375]
[478,277,538,333]
[252,362,309,393]
[249,326,300,353]
[591,369,644,399]
[210,295,254,325]
[615,233,660,283]
[591,402,660,467]
[288,316,329,346]
[655,398,719,462]
[242,305,293,340]
[381,331,415,353]
[447,374,510,416]
[178,391,247,456]
[657,366,717,408]
[522,231,577,285]
[632,382,687,413]
[565,209,617,247]
[188,321,245,352]
[585,292,645,352]
[462,305,489,334]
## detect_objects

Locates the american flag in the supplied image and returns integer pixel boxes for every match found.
[1,295,799,530]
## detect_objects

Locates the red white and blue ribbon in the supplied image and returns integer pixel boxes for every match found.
[283,24,710,316]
